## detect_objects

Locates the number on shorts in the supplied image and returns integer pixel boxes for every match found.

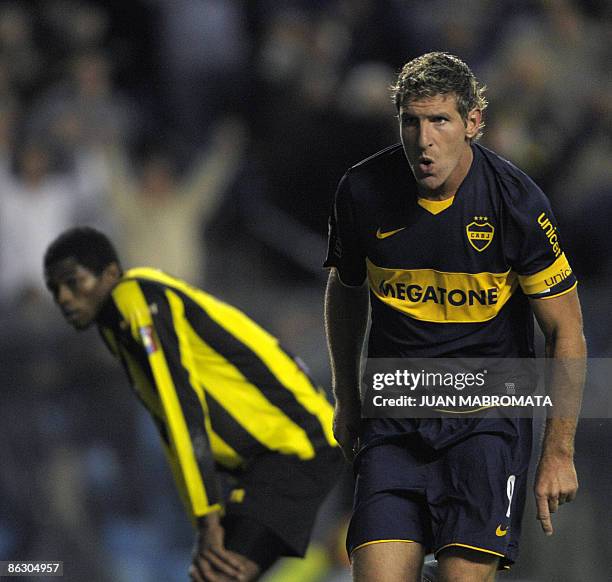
[506,474,516,518]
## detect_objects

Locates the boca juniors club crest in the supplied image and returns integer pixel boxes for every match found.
[466,217,494,252]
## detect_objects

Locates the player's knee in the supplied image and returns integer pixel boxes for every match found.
[437,546,498,582]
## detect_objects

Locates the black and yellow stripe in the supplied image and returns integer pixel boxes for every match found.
[98,268,336,520]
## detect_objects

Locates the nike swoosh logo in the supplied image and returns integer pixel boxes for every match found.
[376,227,406,239]
[495,525,508,537]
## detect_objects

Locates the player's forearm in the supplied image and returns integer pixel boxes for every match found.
[324,269,369,409]
[542,329,587,458]
[196,509,222,531]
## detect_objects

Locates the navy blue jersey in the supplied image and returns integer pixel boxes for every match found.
[325,143,576,358]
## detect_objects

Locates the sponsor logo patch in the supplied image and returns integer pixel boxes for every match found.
[366,258,518,323]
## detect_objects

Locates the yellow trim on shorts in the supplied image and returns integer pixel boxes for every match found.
[352,539,416,556]
[435,542,505,559]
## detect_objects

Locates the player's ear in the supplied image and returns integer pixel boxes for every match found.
[465,108,481,140]
[103,262,122,283]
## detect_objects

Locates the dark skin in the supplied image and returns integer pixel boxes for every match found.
[189,513,259,582]
[45,258,120,330]
[45,257,262,581]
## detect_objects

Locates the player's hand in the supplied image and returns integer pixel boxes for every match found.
[534,453,578,536]
[189,512,248,581]
[333,401,361,462]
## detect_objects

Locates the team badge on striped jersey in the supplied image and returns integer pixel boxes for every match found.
[139,325,158,354]
[466,217,495,252]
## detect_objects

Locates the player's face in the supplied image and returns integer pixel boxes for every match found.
[399,93,481,199]
[45,258,118,330]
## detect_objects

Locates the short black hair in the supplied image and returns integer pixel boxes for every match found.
[44,227,121,275]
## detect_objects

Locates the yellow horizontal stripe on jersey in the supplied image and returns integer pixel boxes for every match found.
[113,281,211,515]
[177,315,316,459]
[366,258,518,323]
[518,253,573,296]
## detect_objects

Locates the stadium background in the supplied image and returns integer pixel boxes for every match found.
[0,1,609,580]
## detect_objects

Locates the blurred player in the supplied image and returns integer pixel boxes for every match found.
[325,52,586,581]
[44,227,341,582]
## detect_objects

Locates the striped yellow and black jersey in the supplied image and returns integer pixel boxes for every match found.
[325,143,577,358]
[96,268,337,520]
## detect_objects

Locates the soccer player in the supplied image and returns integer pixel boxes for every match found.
[44,227,341,582]
[325,52,586,581]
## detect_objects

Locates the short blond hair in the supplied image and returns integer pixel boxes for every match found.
[391,52,487,140]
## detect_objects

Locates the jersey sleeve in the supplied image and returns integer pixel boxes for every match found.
[324,172,367,286]
[503,178,577,299]
[114,280,223,519]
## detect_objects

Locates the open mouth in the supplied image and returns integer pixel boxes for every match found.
[418,157,434,174]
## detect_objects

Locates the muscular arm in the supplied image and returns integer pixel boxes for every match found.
[530,288,587,535]
[324,268,370,460]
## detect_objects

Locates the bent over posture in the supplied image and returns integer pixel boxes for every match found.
[45,227,341,582]
[325,52,586,582]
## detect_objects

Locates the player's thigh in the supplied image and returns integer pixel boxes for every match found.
[352,540,426,582]
[437,546,498,582]
[347,487,430,582]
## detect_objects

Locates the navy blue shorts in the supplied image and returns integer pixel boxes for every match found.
[347,417,532,569]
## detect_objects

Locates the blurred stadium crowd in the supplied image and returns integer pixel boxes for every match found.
[0,1,610,581]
